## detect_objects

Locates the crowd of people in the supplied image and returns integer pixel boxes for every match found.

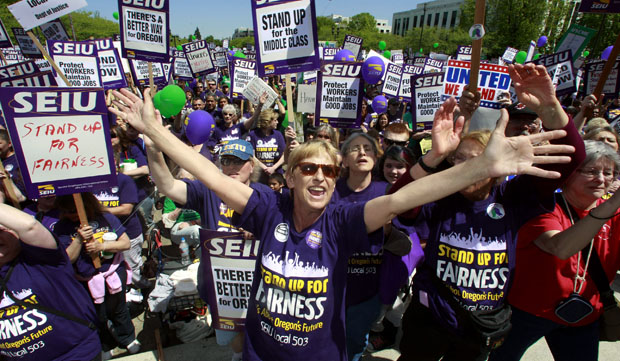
[1,41,620,361]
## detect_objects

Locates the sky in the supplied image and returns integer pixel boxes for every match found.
[83,0,425,40]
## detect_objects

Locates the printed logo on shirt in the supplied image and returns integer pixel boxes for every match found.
[274,223,289,242]
[305,229,323,249]
[4,164,13,172]
[486,203,505,220]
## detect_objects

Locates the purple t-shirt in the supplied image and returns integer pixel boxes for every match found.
[54,213,127,278]
[119,143,149,201]
[0,243,100,360]
[332,178,388,306]
[412,175,554,333]
[2,154,26,196]
[94,173,142,239]
[245,129,285,168]
[23,204,60,232]
[236,187,382,361]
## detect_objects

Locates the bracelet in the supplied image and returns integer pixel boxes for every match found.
[417,156,437,174]
[588,210,620,220]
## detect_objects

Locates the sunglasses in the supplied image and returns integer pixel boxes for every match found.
[221,157,247,166]
[384,138,408,147]
[297,162,340,179]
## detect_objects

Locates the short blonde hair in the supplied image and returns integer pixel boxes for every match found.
[461,130,491,149]
[258,109,277,129]
[286,140,339,178]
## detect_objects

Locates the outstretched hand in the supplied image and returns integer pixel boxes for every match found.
[108,88,160,135]
[508,63,556,113]
[483,112,574,179]
[430,97,464,159]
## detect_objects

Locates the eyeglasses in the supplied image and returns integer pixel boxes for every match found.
[297,162,340,178]
[221,157,247,166]
[208,83,216,87]
[349,145,374,154]
[384,138,408,147]
[577,168,617,181]
[223,113,235,117]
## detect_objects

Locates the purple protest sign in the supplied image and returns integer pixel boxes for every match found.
[230,58,256,99]
[423,58,444,73]
[93,38,128,90]
[199,229,259,333]
[456,45,472,61]
[48,40,102,87]
[398,64,424,100]
[182,40,217,77]
[252,0,320,77]
[12,28,43,59]
[531,49,576,97]
[322,47,337,60]
[0,61,57,87]
[172,49,193,81]
[342,34,363,59]
[315,61,364,128]
[0,87,116,199]
[411,72,444,130]
[1,47,25,65]
[0,19,12,49]
[118,0,170,63]
[579,0,620,13]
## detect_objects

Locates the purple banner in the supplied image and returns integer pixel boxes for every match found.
[199,229,259,333]
[93,38,129,90]
[0,60,57,87]
[411,72,444,130]
[0,87,117,199]
[118,0,170,62]
[182,40,217,77]
[252,0,320,77]
[315,61,364,128]
[230,58,256,100]
[579,0,620,13]
[456,45,472,61]
[0,19,13,49]
[48,40,102,87]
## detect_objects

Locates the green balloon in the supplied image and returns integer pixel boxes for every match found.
[583,50,590,57]
[433,42,439,48]
[176,45,182,51]
[191,35,196,40]
[383,50,391,59]
[156,85,185,118]
[378,40,387,51]
[514,51,528,64]
[233,50,246,59]
[419,48,423,53]
[153,91,162,111]
[532,53,540,61]
[112,12,119,20]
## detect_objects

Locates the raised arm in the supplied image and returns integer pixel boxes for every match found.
[109,88,253,214]
[0,203,56,249]
[364,114,576,233]
[144,135,189,205]
[573,94,598,133]
[243,93,267,131]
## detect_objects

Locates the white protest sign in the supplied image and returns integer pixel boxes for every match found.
[0,20,12,49]
[412,72,444,130]
[230,58,256,99]
[316,62,363,128]
[532,50,576,96]
[118,0,169,62]
[172,50,192,81]
[214,51,229,68]
[182,40,217,76]
[94,38,128,90]
[322,47,337,60]
[391,50,404,65]
[40,19,70,41]
[1,47,25,65]
[222,39,229,49]
[296,83,316,113]
[501,47,519,64]
[442,60,512,109]
[525,40,536,62]
[423,58,444,73]
[12,28,43,58]
[342,34,363,59]
[242,76,279,108]
[35,59,53,73]
[398,64,424,100]
[8,0,87,30]
[129,59,165,87]
[381,62,402,99]
[48,40,101,87]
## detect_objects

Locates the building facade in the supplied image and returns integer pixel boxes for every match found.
[376,19,391,34]
[232,27,254,39]
[392,0,464,36]
[329,14,391,33]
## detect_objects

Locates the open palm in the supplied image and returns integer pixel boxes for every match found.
[509,63,556,113]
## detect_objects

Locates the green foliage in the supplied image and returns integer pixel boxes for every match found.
[193,27,202,40]
[230,36,255,50]
[346,13,377,34]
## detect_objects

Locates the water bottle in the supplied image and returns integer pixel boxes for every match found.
[179,237,191,266]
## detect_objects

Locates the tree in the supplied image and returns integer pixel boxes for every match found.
[193,27,202,40]
[346,13,378,34]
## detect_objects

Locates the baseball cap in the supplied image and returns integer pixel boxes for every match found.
[507,102,538,120]
[220,139,254,160]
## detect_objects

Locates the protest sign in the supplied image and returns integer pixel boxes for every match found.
[94,38,128,90]
[0,87,116,198]
[456,46,472,61]
[442,60,512,109]
[531,49,576,96]
[411,72,444,130]
[342,34,363,59]
[40,19,70,41]
[199,229,259,332]
[182,40,217,77]
[555,24,597,62]
[129,59,166,87]
[230,58,256,99]
[242,76,279,108]
[584,59,620,97]
[315,61,364,128]
[302,70,317,83]
[296,83,316,113]
[391,50,404,65]
[214,51,229,68]
[48,40,102,87]
[12,28,43,58]
[172,49,193,81]
[0,20,12,49]
[579,0,620,13]
[414,57,426,67]
[1,47,25,65]
[381,62,402,99]
[322,47,337,60]
[398,64,424,100]
[252,0,320,77]
[0,61,57,87]
[222,39,229,49]
[162,61,171,81]
[244,50,256,60]
[8,0,87,31]
[423,58,444,73]
[525,40,537,62]
[501,47,518,65]
[118,0,169,63]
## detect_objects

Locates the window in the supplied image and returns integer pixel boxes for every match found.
[434,13,440,26]
[403,17,409,33]
[450,10,458,27]
[394,18,401,35]
[427,13,432,26]
[420,14,424,27]
[413,16,418,28]
[442,12,448,27]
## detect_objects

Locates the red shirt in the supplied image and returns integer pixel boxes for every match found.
[508,198,620,326]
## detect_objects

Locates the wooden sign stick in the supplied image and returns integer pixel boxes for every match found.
[148,61,155,95]
[0,51,7,66]
[465,0,486,134]
[285,74,296,131]
[593,32,620,101]
[27,31,101,267]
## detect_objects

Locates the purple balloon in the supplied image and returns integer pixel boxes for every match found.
[362,56,385,85]
[602,45,614,61]
[186,110,215,145]
[335,48,356,61]
[537,35,548,48]
[372,95,388,114]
